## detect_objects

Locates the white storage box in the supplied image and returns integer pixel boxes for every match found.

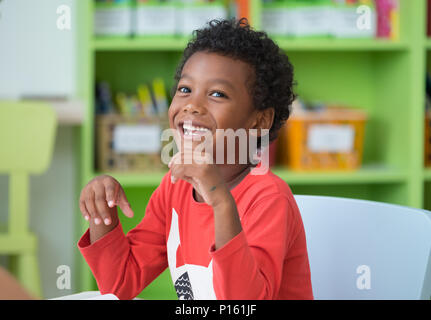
[176,0,227,36]
[94,0,133,36]
[330,4,377,38]
[262,3,290,36]
[288,4,331,38]
[261,1,377,39]
[135,0,177,36]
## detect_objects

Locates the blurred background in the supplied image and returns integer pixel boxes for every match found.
[0,0,429,299]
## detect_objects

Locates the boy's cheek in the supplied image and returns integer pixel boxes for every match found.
[167,108,175,127]
[167,100,179,121]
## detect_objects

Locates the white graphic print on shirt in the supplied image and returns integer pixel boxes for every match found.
[167,208,217,300]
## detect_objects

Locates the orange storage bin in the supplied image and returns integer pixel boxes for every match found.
[278,106,367,171]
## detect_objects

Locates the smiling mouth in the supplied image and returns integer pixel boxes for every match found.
[178,121,212,140]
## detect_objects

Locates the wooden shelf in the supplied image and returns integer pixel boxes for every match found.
[92,165,407,188]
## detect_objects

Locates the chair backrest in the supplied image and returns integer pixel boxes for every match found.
[0,101,57,174]
[0,101,57,233]
[294,195,431,300]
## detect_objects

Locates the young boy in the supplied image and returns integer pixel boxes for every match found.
[78,18,313,300]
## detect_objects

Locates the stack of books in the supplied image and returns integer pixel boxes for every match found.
[95,78,169,118]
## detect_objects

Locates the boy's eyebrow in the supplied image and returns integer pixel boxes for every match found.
[180,74,235,90]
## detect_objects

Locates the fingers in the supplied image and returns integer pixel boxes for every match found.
[105,182,119,209]
[79,197,90,222]
[117,187,134,218]
[169,151,198,184]
[79,176,134,227]
[170,158,188,184]
[94,185,113,226]
[102,177,133,219]
[84,189,100,224]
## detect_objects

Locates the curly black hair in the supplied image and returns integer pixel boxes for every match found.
[171,18,296,147]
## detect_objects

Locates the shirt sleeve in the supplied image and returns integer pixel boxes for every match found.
[77,173,170,300]
[209,194,297,300]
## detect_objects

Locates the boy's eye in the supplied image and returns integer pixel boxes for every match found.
[177,86,227,98]
[211,91,227,98]
[177,86,190,94]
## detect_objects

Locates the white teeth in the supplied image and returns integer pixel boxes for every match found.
[182,123,210,134]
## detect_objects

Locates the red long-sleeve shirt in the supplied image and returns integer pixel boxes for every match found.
[78,167,313,300]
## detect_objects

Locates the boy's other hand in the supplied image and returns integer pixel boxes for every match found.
[79,175,134,228]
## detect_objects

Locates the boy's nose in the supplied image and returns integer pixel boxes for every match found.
[182,103,205,115]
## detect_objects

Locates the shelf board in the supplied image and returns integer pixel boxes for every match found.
[92,165,406,188]
[6,98,85,125]
[92,36,409,52]
[92,36,191,51]
[424,168,431,181]
[49,99,85,125]
[272,165,407,185]
[273,37,409,51]
[92,170,167,187]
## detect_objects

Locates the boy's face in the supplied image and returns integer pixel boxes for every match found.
[169,51,259,160]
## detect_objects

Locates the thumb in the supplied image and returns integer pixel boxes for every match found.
[117,188,134,218]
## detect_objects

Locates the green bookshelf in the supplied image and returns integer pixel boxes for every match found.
[75,0,429,299]
[273,37,410,51]
[93,36,410,52]
[93,36,192,51]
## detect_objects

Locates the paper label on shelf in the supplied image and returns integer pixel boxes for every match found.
[113,124,161,154]
[307,124,354,153]
[94,8,132,36]
[330,7,376,38]
[135,6,176,35]
[179,6,227,35]
[289,6,332,37]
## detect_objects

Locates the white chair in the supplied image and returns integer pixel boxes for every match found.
[51,291,118,300]
[294,195,431,300]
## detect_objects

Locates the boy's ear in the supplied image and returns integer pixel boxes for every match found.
[252,108,275,135]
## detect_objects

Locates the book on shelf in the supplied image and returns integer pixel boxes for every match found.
[95,77,169,119]
[261,0,399,40]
